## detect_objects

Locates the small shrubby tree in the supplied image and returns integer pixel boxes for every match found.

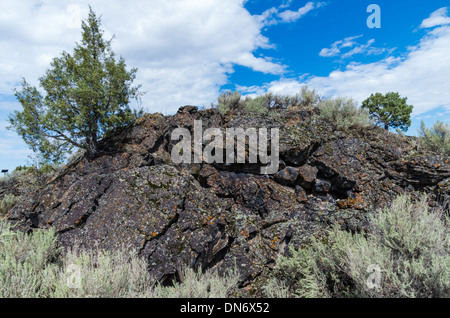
[419,120,450,156]
[8,8,142,163]
[362,92,413,131]
[217,90,243,114]
[318,97,372,130]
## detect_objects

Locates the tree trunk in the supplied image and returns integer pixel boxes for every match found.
[86,135,98,159]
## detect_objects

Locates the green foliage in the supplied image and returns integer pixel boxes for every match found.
[217,90,243,114]
[362,92,413,131]
[153,266,240,298]
[298,85,321,108]
[12,165,29,173]
[0,221,241,298]
[215,86,320,115]
[0,222,60,297]
[0,163,62,203]
[0,194,20,215]
[266,195,450,298]
[8,8,142,163]
[419,120,450,156]
[42,248,154,298]
[243,95,270,115]
[317,97,372,130]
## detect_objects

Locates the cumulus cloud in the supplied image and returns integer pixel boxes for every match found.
[0,0,286,114]
[420,7,450,29]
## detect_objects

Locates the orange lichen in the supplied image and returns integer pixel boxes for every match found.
[240,230,250,238]
[337,192,366,210]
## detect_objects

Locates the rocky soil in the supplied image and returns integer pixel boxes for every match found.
[6,106,450,291]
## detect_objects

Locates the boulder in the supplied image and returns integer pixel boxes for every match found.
[274,167,298,186]
[296,164,318,190]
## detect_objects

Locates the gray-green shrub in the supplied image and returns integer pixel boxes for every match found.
[0,220,241,298]
[318,97,372,130]
[217,90,244,114]
[299,86,320,108]
[215,86,320,115]
[0,222,59,297]
[41,248,154,298]
[419,120,450,157]
[0,194,20,215]
[266,195,450,298]
[153,266,240,298]
[245,86,320,110]
[243,95,270,115]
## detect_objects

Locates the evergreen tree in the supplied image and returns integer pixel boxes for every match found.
[362,92,413,131]
[9,8,142,162]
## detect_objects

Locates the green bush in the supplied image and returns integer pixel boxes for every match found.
[243,95,270,115]
[419,120,450,157]
[153,266,240,298]
[265,195,450,298]
[41,248,154,298]
[0,222,59,297]
[0,194,20,215]
[217,90,244,114]
[0,163,61,200]
[318,97,372,130]
[299,86,320,108]
[215,86,320,115]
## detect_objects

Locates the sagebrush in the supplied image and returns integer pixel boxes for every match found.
[0,221,240,298]
[317,97,372,130]
[215,86,320,115]
[419,120,450,157]
[265,194,450,298]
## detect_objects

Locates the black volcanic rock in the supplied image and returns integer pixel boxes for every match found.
[6,106,450,288]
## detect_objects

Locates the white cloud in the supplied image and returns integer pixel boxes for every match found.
[320,35,387,59]
[279,0,294,9]
[319,35,363,57]
[0,0,286,114]
[257,1,325,26]
[420,7,450,29]
[246,24,450,117]
[278,1,316,23]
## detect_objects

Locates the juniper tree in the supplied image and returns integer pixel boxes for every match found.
[361,92,413,131]
[9,8,142,162]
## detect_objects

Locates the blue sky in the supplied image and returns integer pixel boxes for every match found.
[1,0,449,172]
